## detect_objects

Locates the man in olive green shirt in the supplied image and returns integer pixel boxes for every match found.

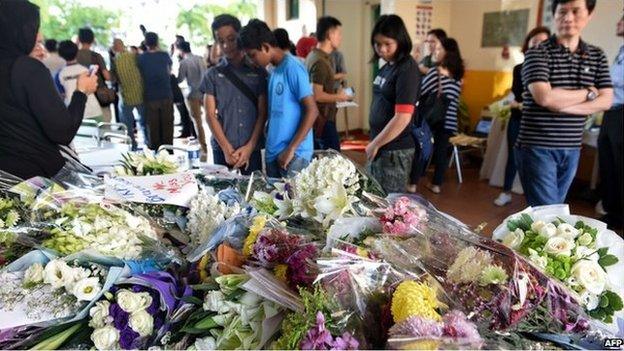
[305,16,350,151]
[111,38,146,150]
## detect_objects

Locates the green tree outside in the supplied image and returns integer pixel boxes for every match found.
[32,0,121,47]
[176,0,256,47]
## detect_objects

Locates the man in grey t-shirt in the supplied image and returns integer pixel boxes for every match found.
[178,41,208,159]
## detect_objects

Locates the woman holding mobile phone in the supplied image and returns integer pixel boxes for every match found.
[366,14,421,194]
[0,1,98,180]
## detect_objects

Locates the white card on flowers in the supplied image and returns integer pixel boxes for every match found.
[104,172,198,207]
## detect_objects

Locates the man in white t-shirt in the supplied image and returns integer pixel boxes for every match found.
[56,40,103,121]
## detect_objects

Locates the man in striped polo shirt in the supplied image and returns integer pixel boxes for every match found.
[517,0,613,206]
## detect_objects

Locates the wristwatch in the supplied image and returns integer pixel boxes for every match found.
[586,88,597,101]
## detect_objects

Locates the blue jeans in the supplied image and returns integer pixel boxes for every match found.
[212,143,262,175]
[503,116,521,191]
[515,146,580,206]
[120,102,146,150]
[314,120,341,151]
[265,154,309,178]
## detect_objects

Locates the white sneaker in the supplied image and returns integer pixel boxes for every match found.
[595,200,607,215]
[494,192,512,206]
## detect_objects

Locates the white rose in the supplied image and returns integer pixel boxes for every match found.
[89,300,111,329]
[544,236,575,256]
[91,326,119,350]
[528,248,548,270]
[502,229,525,249]
[23,263,44,285]
[576,232,593,247]
[579,290,601,311]
[570,260,607,295]
[72,277,102,301]
[129,310,154,337]
[556,223,580,240]
[531,220,547,233]
[43,259,74,289]
[538,223,557,238]
[117,289,153,313]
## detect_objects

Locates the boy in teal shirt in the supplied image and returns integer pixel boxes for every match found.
[239,19,318,178]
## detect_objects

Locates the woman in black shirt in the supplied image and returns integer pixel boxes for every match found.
[494,26,550,206]
[0,1,97,180]
[366,15,421,194]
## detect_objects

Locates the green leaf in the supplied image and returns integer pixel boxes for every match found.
[597,247,609,257]
[507,213,533,232]
[598,254,619,267]
[600,295,610,308]
[194,315,219,330]
[181,296,204,305]
[191,282,220,291]
[606,291,623,311]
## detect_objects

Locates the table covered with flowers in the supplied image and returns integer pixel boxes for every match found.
[0,150,622,350]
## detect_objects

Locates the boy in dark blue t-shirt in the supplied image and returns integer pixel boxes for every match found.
[239,19,318,178]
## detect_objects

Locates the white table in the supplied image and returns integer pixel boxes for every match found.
[479,116,524,194]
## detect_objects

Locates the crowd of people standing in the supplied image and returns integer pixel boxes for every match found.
[0,0,621,230]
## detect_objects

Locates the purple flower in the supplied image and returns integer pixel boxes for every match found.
[442,310,481,343]
[286,244,318,289]
[119,326,140,350]
[146,291,160,315]
[300,312,334,350]
[109,303,129,330]
[330,332,359,350]
[388,316,443,338]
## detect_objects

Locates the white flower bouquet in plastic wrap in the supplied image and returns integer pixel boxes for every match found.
[493,204,624,334]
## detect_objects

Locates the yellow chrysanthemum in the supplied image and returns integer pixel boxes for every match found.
[391,281,441,323]
[273,264,288,282]
[243,216,267,257]
[356,247,369,258]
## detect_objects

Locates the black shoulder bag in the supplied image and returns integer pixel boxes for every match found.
[418,68,450,129]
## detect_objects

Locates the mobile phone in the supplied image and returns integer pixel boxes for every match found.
[88,64,99,76]
[344,87,355,97]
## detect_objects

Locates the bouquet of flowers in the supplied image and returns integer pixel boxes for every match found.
[494,205,624,327]
[251,152,375,228]
[39,199,160,260]
[368,197,591,335]
[115,150,181,176]
[0,193,30,266]
[88,271,185,350]
[274,286,359,350]
[386,280,482,350]
[0,251,110,332]
[171,273,283,350]
[243,217,320,291]
[186,188,242,250]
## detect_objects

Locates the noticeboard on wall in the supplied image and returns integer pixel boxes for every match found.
[481,9,530,47]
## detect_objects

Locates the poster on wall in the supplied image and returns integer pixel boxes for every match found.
[415,3,433,40]
[481,9,530,47]
[538,0,555,30]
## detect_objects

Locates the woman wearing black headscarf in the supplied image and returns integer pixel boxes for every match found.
[0,0,97,180]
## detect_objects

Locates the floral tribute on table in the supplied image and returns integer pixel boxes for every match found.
[114,150,181,176]
[0,255,107,330]
[498,211,623,324]
[251,154,362,228]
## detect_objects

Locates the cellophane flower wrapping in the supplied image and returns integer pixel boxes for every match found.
[372,196,592,336]
[88,270,188,350]
[0,250,124,349]
[492,205,624,334]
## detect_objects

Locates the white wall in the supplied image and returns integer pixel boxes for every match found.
[273,0,318,42]
[325,0,371,131]
[583,0,622,65]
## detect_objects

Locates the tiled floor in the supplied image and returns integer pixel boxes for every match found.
[342,150,598,237]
